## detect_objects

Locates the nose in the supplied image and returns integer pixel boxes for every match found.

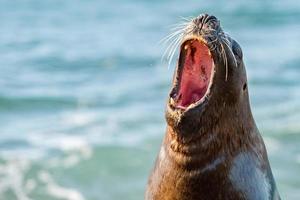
[193,14,220,31]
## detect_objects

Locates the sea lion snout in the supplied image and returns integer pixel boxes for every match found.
[192,14,221,36]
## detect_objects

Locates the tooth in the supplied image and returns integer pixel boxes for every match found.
[170,98,175,105]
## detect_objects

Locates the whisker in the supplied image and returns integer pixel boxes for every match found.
[162,26,193,65]
[184,28,194,37]
[220,43,228,81]
[169,23,189,31]
[210,44,217,51]
[162,30,182,40]
[207,37,218,44]
[179,16,194,22]
[223,32,231,37]
[221,36,237,68]
[162,36,179,62]
[167,34,183,68]
[159,29,184,44]
[203,29,217,34]
[160,19,193,67]
[162,30,184,66]
[166,35,181,60]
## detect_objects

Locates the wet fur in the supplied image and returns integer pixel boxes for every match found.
[146,14,280,200]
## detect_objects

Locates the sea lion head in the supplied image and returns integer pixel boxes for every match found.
[166,14,249,136]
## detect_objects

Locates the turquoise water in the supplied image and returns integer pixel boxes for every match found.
[1,0,300,199]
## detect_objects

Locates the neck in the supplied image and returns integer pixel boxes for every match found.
[164,98,258,169]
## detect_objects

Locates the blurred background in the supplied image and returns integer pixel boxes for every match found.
[0,0,300,199]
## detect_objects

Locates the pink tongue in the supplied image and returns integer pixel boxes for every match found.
[176,40,213,109]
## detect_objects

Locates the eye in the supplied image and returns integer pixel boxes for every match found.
[243,83,247,91]
[232,39,243,60]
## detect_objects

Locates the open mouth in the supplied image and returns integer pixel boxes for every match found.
[172,38,214,110]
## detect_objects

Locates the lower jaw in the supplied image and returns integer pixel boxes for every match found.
[170,68,215,111]
[169,92,209,112]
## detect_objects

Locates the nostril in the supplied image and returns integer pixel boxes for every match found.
[206,15,217,22]
[194,14,209,23]
[202,14,210,24]
[191,14,220,36]
[193,18,201,26]
[194,14,206,25]
[207,16,218,26]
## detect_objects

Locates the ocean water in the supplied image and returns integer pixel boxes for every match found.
[0,0,300,199]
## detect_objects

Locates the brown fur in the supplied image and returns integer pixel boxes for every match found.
[145,14,280,200]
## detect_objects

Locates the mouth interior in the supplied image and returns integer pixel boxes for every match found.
[174,39,214,109]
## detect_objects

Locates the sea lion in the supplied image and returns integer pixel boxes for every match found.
[145,14,281,200]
